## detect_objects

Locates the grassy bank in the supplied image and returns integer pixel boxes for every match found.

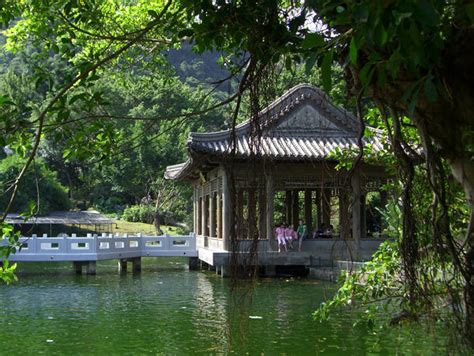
[114,220,181,236]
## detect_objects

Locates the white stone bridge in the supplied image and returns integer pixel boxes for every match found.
[1,233,197,274]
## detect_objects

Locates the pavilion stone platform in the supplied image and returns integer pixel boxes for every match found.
[165,84,390,277]
[197,238,385,277]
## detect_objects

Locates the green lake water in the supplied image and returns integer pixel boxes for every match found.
[0,259,456,354]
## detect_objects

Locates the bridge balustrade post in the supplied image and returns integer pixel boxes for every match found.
[189,233,196,251]
[92,236,98,255]
[61,236,69,254]
[164,234,170,250]
[30,236,38,254]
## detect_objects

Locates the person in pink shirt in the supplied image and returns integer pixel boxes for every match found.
[285,224,296,250]
[275,223,287,253]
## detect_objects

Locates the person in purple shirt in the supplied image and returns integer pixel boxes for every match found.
[275,223,287,253]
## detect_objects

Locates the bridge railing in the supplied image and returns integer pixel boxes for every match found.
[1,233,197,262]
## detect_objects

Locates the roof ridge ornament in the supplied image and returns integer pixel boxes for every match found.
[189,84,359,142]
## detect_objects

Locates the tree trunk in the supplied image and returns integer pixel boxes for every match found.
[450,155,474,344]
[154,198,162,235]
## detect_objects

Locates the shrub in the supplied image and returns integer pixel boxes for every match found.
[94,196,125,214]
[122,204,156,224]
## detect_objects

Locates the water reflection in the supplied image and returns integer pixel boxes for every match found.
[193,273,230,352]
[0,259,454,354]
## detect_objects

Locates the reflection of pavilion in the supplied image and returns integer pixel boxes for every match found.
[165,84,389,275]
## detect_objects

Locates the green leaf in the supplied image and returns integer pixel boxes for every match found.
[321,50,333,93]
[408,86,421,115]
[353,4,369,23]
[465,4,474,24]
[393,11,412,25]
[2,223,13,237]
[178,29,194,38]
[301,33,324,49]
[284,56,292,71]
[359,63,374,87]
[148,10,158,18]
[349,37,358,66]
[416,0,438,27]
[69,93,87,106]
[63,148,72,159]
[305,53,317,75]
[377,66,387,88]
[0,95,14,106]
[375,24,388,46]
[424,76,437,102]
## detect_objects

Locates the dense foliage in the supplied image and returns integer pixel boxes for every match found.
[0,155,69,215]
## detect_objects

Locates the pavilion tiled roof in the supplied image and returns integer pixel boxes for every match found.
[165,84,386,180]
[189,134,384,159]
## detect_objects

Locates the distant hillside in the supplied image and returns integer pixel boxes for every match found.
[165,43,233,93]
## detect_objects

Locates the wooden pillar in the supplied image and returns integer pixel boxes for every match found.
[236,189,244,238]
[285,190,292,224]
[193,188,197,234]
[339,189,350,239]
[222,169,231,250]
[209,192,216,238]
[197,194,202,235]
[315,189,322,228]
[205,194,210,236]
[322,188,331,227]
[216,191,222,239]
[196,187,200,234]
[248,188,256,239]
[351,171,362,247]
[266,174,275,240]
[292,189,299,227]
[258,187,266,239]
[304,189,313,232]
[201,193,206,237]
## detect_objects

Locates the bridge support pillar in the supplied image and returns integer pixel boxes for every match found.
[264,265,276,277]
[73,261,96,275]
[86,261,96,275]
[131,257,141,272]
[219,265,229,278]
[188,257,199,270]
[73,261,82,274]
[118,259,127,273]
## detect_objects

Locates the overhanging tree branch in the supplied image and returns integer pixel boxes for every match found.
[0,0,174,222]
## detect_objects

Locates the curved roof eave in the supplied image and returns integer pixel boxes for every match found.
[188,84,361,144]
